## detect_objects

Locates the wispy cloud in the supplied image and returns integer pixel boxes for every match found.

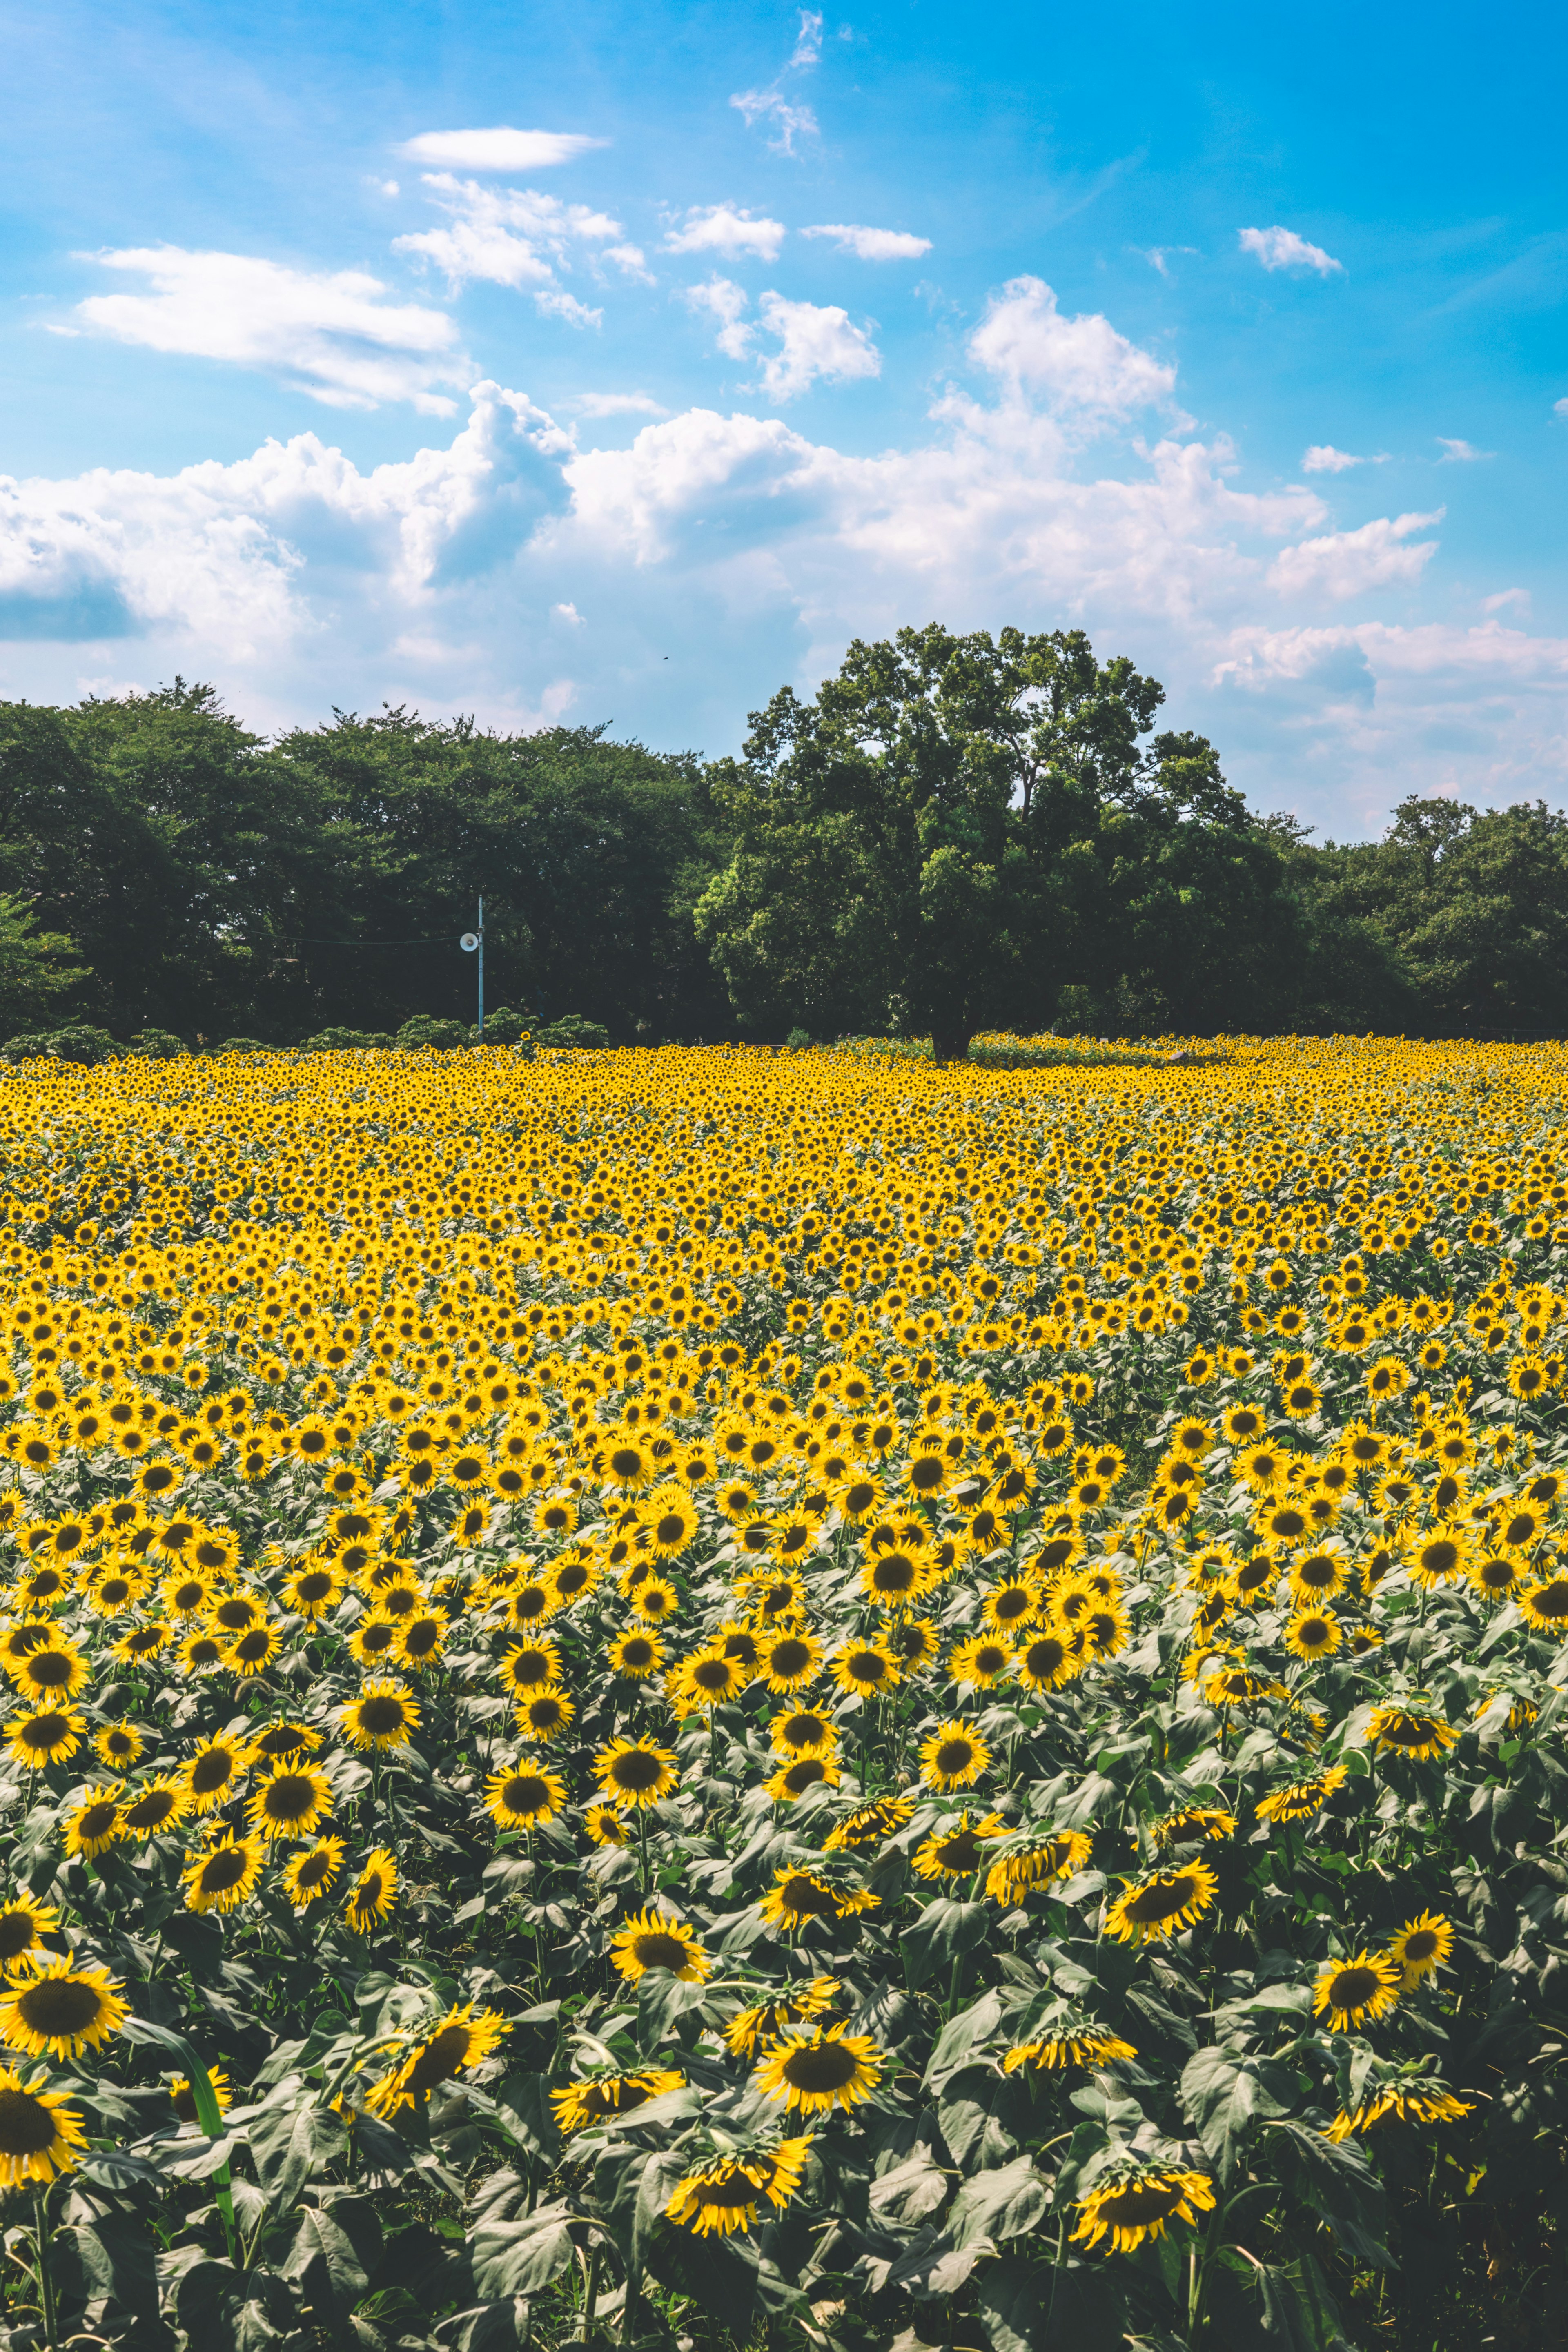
[394,176,639,296]
[802,223,931,261]
[790,9,824,66]
[67,245,465,412]
[665,205,786,261]
[731,7,825,153]
[397,128,605,173]
[1238,225,1345,276]
[573,392,669,419]
[1303,445,1365,473]
[1269,510,1443,599]
[1437,436,1494,461]
[682,276,754,361]
[1136,245,1199,278]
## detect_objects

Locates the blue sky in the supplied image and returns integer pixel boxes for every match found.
[2,0,1564,833]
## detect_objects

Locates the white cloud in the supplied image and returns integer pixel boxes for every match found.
[397,129,605,173]
[1302,445,1364,474]
[1238,225,1345,276]
[394,176,627,294]
[552,600,584,625]
[752,293,879,401]
[1555,397,1568,421]
[664,205,786,261]
[791,10,824,65]
[1137,245,1199,278]
[535,290,602,329]
[729,90,819,153]
[69,246,465,412]
[1268,510,1443,600]
[683,277,755,363]
[573,392,669,418]
[802,223,931,261]
[1482,588,1530,615]
[967,276,1176,420]
[1437,436,1494,462]
[369,178,400,198]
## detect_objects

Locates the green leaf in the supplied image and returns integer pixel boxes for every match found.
[868,2152,952,2230]
[249,2093,347,2209]
[902,1898,989,1987]
[923,1989,1006,2091]
[284,2206,370,2323]
[53,2216,158,2322]
[1180,2046,1296,2183]
[469,2201,577,2298]
[1264,2120,1392,2268]
[947,2153,1047,2247]
[1254,2252,1355,2350]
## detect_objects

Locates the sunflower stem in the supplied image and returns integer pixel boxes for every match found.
[32,2185,58,2351]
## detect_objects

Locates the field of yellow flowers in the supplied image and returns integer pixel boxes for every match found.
[0,1035,1564,2352]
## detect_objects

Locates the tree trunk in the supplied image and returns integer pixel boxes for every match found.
[930,1028,974,1065]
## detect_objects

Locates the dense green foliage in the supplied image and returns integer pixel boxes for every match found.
[1,641,1566,1049]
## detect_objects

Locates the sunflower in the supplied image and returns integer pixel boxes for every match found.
[225,1624,282,1677]
[1284,1610,1341,1662]
[665,2137,812,2236]
[1519,1575,1568,1631]
[485,1764,566,1829]
[11,1643,88,1702]
[1015,1629,1080,1692]
[594,1736,678,1809]
[0,1960,128,2059]
[609,1908,711,1982]
[984,1830,1092,1902]
[551,2067,687,2132]
[0,2070,87,2186]
[604,1626,664,1681]
[282,1836,346,1908]
[169,2067,232,2126]
[177,1628,227,1674]
[757,1869,879,1931]
[947,1634,1013,1690]
[756,1630,821,1693]
[1004,2025,1138,2073]
[918,1722,992,1792]
[913,1812,1007,1881]
[344,1848,399,1933]
[765,1752,843,1803]
[121,1779,192,1841]
[497,1638,562,1693]
[339,1679,421,1752]
[180,1734,254,1812]
[1256,1765,1348,1823]
[831,1641,900,1698]
[1106,1861,1218,1946]
[675,1650,751,1712]
[1314,1951,1402,2032]
[582,1801,630,1848]
[1366,1706,1460,1762]
[251,1720,320,1764]
[0,1897,58,1978]
[1152,1806,1236,1846]
[248,1764,333,1842]
[1325,2078,1474,2140]
[7,1706,87,1769]
[1071,2163,1216,2254]
[181,1835,264,1914]
[754,2023,884,2117]
[724,1977,840,2058]
[823,1797,914,1852]
[1388,1911,1453,1988]
[61,1785,128,1862]
[367,2003,510,2116]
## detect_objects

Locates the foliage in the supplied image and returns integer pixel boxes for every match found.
[0,1041,1559,2348]
[535,1015,611,1051]
[695,626,1305,1055]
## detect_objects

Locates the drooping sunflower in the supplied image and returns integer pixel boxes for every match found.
[918,1721,992,1792]
[551,2067,686,2132]
[664,2136,812,2236]
[724,1976,840,2058]
[0,1960,129,2059]
[344,1848,399,1934]
[251,1720,320,1764]
[823,1797,914,1852]
[169,2068,232,2126]
[248,1765,333,1843]
[1366,1706,1460,1762]
[594,1736,678,1810]
[367,2004,510,2116]
[1004,2024,1138,2073]
[282,1836,346,1909]
[1152,1806,1236,1847]
[0,2070,87,2186]
[754,2023,884,2115]
[1256,1765,1348,1824]
[1106,1861,1218,1946]
[0,1897,58,1979]
[1325,2078,1474,2140]
[984,1830,1093,1902]
[1313,1951,1402,2032]
[609,1908,711,1983]
[485,1764,567,1829]
[339,1679,422,1753]
[913,1812,1007,1882]
[1071,2163,1216,2254]
[1387,1911,1453,1989]
[181,1836,264,1915]
[757,1869,879,1931]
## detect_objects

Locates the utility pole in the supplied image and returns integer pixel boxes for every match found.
[460,898,485,1036]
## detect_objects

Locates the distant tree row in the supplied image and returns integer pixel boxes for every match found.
[0,631,1564,1049]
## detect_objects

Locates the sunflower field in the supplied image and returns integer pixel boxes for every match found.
[0,1038,1566,2352]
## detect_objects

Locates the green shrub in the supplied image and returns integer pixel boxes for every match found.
[127,1027,187,1059]
[535,1013,611,1050]
[785,1025,813,1051]
[1,1024,126,1066]
[302,1026,394,1051]
[215,1038,274,1054]
[394,1015,470,1050]
[474,1004,532,1045]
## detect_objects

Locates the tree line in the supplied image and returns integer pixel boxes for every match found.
[0,627,1563,1051]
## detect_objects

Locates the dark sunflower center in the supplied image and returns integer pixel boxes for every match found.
[782,1757,828,1790]
[0,1916,37,1958]
[354,1873,386,1911]
[0,2088,59,2155]
[256,1727,307,1757]
[770,1641,811,1675]
[200,1848,251,1892]
[779,1875,836,1916]
[232,1630,271,1661]
[1533,1583,1568,1617]
[503,1776,551,1813]
[1328,1966,1381,2008]
[19,1715,71,1753]
[846,1652,887,1684]
[404,2026,472,2095]
[610,1751,664,1790]
[359,1699,406,1737]
[28,1655,72,1688]
[630,1931,688,1971]
[935,1740,977,1775]
[77,1804,120,1840]
[190,1751,236,1794]
[1025,1638,1067,1673]
[125,1792,176,1828]
[264,1775,318,1822]
[1103,2180,1179,2223]
[1403,1931,1439,1963]
[935,1831,982,1871]
[1125,1875,1198,1925]
[296,1573,334,1603]
[781,2042,858,2091]
[295,1852,332,1888]
[18,1980,102,2035]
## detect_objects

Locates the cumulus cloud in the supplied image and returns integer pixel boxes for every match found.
[397,129,605,173]
[664,205,786,261]
[967,276,1176,421]
[69,246,465,412]
[1238,225,1345,276]
[1302,445,1364,474]
[394,176,636,295]
[752,294,880,401]
[1268,510,1443,600]
[802,223,931,261]
[1437,436,1494,462]
[535,290,602,329]
[683,277,754,362]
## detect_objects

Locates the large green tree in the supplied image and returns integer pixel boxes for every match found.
[695,623,1305,1051]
